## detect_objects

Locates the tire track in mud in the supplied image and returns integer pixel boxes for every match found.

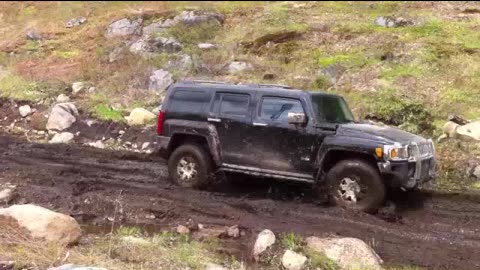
[1,135,480,269]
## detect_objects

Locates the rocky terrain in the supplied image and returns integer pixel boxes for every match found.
[2,1,480,270]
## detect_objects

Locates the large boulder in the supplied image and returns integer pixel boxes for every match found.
[0,204,82,245]
[282,250,307,270]
[46,103,79,131]
[125,108,156,126]
[72,82,86,96]
[306,237,383,270]
[105,18,142,38]
[443,121,460,138]
[456,121,480,141]
[148,69,174,92]
[49,132,74,144]
[252,229,276,260]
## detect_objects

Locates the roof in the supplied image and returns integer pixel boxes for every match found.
[171,80,341,98]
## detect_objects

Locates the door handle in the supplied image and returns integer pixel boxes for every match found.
[208,118,221,123]
[253,122,267,127]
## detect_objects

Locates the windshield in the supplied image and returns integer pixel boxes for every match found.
[311,94,355,123]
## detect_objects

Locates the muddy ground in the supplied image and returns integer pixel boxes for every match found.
[1,134,480,270]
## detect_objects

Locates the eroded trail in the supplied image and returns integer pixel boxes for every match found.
[1,134,479,269]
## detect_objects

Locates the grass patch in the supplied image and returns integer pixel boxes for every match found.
[52,49,81,59]
[304,247,339,270]
[93,104,124,122]
[280,232,303,252]
[381,64,425,79]
[0,74,46,100]
[168,20,223,48]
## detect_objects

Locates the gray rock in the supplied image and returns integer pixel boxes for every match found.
[142,21,170,36]
[141,142,150,150]
[253,229,276,260]
[474,166,480,179]
[47,264,107,270]
[56,94,70,103]
[226,225,240,238]
[198,43,217,50]
[167,54,193,71]
[374,16,414,27]
[129,36,182,56]
[66,17,87,28]
[148,69,174,92]
[306,236,383,269]
[19,105,33,117]
[281,250,307,270]
[175,10,224,26]
[106,18,142,38]
[227,61,254,73]
[456,121,480,141]
[87,140,105,149]
[46,103,78,131]
[49,132,74,144]
[72,82,86,96]
[26,30,42,41]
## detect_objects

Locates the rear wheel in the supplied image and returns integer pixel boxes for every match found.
[167,144,213,189]
[326,159,386,213]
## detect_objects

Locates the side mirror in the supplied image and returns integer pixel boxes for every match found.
[288,112,307,125]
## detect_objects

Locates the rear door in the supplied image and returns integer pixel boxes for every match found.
[208,92,253,165]
[246,95,319,175]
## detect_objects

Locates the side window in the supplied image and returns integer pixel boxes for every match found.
[260,97,304,122]
[211,93,250,117]
[169,90,211,113]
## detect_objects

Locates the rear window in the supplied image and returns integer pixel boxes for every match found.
[169,90,211,113]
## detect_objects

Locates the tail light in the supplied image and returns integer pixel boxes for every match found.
[157,110,165,135]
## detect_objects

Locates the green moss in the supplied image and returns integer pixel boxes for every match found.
[93,104,124,122]
[381,64,425,79]
[52,49,80,59]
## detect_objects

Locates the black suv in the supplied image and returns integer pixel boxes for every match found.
[157,80,436,212]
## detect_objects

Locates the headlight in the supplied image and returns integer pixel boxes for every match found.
[384,144,409,160]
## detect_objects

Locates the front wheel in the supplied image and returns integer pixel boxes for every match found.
[326,159,386,213]
[167,144,213,189]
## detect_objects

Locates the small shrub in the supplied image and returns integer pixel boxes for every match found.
[115,226,143,237]
[280,232,303,252]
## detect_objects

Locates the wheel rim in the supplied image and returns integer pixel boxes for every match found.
[338,176,365,203]
[177,156,197,182]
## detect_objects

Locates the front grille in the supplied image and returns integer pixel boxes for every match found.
[408,141,434,159]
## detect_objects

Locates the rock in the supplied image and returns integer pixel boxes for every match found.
[88,87,96,93]
[204,263,228,270]
[56,94,70,103]
[374,16,414,27]
[129,36,182,56]
[0,184,16,204]
[252,229,276,260]
[49,132,74,144]
[306,237,383,269]
[141,142,150,150]
[47,264,107,270]
[118,130,125,135]
[226,225,240,238]
[437,134,448,143]
[227,61,254,74]
[105,18,142,38]
[148,69,174,92]
[198,43,217,50]
[121,236,151,246]
[87,140,105,149]
[142,21,170,36]
[66,17,87,28]
[0,261,14,270]
[174,10,224,26]
[0,204,82,245]
[177,225,190,234]
[473,166,480,179]
[281,250,307,270]
[19,105,33,117]
[443,121,459,138]
[456,121,480,141]
[72,82,86,96]
[26,29,42,41]
[125,108,156,126]
[167,54,193,71]
[46,103,78,131]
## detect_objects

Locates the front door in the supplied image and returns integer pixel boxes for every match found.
[246,96,320,176]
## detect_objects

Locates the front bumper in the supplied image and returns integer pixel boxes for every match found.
[378,157,436,189]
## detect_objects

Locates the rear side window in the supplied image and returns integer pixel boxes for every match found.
[169,90,211,113]
[211,93,250,117]
[260,97,304,122]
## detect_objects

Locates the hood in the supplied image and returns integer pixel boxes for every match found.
[336,123,428,145]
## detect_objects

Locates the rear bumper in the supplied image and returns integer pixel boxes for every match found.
[157,136,171,158]
[378,157,436,189]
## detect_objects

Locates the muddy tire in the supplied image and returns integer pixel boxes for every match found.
[326,159,386,213]
[168,144,213,189]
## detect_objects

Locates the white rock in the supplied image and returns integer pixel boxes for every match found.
[227,225,240,238]
[106,18,142,38]
[46,103,78,131]
[473,166,480,179]
[125,108,156,126]
[88,87,96,93]
[86,120,94,127]
[87,140,105,149]
[457,121,480,141]
[228,61,254,73]
[57,94,70,103]
[0,184,16,203]
[282,250,307,270]
[19,105,33,117]
[306,237,383,270]
[177,225,190,234]
[198,43,217,50]
[0,204,82,245]
[141,142,150,150]
[49,132,74,144]
[253,229,276,259]
[72,82,85,96]
[118,130,125,135]
[148,69,174,93]
[205,263,228,270]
